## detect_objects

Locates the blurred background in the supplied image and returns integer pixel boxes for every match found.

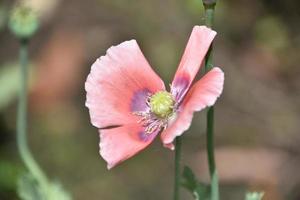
[1,0,300,199]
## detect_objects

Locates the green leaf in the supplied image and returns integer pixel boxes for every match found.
[245,191,264,200]
[17,173,44,200]
[17,172,72,200]
[181,166,197,190]
[181,166,210,200]
[46,181,72,200]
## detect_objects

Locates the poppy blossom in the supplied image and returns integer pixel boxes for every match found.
[85,26,224,169]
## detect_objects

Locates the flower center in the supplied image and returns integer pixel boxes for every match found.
[149,91,175,118]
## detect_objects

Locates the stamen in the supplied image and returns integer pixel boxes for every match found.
[132,91,176,135]
[149,91,175,118]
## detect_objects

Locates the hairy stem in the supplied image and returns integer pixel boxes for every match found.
[17,39,47,185]
[202,1,220,200]
[174,136,182,200]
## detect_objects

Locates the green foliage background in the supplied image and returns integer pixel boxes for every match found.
[1,0,300,199]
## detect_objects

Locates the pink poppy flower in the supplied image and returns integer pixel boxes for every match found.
[85,26,224,169]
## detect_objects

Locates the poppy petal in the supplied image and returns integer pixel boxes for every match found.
[171,26,216,102]
[100,123,158,169]
[161,67,224,146]
[85,40,165,129]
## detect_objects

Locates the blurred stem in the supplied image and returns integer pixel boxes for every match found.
[203,1,220,200]
[17,39,48,185]
[174,136,182,200]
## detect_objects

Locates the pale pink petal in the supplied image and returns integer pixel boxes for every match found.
[171,26,216,102]
[85,40,165,129]
[100,123,158,169]
[161,67,224,146]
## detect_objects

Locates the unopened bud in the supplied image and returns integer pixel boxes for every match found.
[8,5,38,40]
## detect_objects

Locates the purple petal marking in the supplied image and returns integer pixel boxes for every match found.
[130,88,152,112]
[139,129,160,142]
[171,75,190,103]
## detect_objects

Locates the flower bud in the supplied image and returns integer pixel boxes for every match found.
[8,5,38,40]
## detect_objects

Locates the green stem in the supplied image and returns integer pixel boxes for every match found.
[17,39,47,185]
[173,136,182,200]
[206,107,219,200]
[202,1,220,200]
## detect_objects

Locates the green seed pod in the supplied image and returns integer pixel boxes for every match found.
[150,91,175,118]
[8,5,38,40]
